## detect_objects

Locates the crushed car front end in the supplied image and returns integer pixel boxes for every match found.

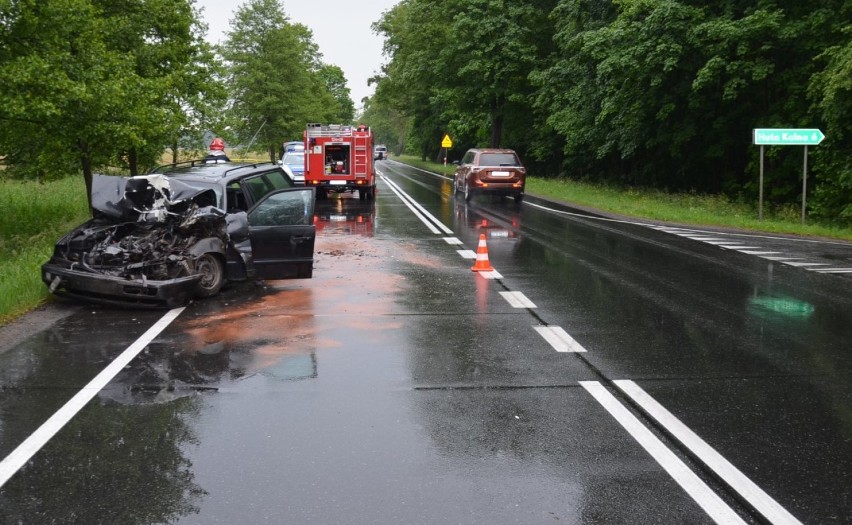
[42,174,230,309]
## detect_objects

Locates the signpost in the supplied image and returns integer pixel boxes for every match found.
[753,128,825,146]
[753,128,825,223]
[441,134,453,165]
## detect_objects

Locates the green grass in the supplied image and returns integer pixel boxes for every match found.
[395,154,852,241]
[0,177,90,323]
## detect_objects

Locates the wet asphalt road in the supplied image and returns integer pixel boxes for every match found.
[1,160,851,524]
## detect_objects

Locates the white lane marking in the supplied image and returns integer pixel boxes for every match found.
[500,291,537,309]
[615,380,803,525]
[381,176,441,234]
[477,270,503,280]
[381,175,454,234]
[815,268,852,273]
[763,257,800,261]
[580,382,747,525]
[534,326,586,353]
[684,237,731,242]
[719,246,762,250]
[0,307,185,489]
[781,261,830,267]
[457,249,477,259]
[443,237,464,245]
[739,251,782,256]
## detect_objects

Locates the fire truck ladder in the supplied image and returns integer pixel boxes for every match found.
[353,134,369,179]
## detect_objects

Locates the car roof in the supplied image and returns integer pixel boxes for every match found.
[151,161,285,185]
[467,148,518,154]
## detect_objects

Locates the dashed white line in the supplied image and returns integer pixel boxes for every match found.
[781,261,831,267]
[534,326,586,353]
[581,381,747,525]
[815,268,852,273]
[500,291,537,309]
[477,270,503,280]
[683,237,730,242]
[615,380,803,525]
[0,307,186,489]
[443,237,464,245]
[739,251,782,256]
[457,249,477,259]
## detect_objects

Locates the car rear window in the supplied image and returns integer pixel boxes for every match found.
[480,153,520,167]
[283,152,304,165]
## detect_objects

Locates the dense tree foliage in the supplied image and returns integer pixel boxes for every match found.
[0,0,222,207]
[368,0,851,223]
[0,0,356,204]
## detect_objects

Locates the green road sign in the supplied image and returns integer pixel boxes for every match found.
[753,128,825,146]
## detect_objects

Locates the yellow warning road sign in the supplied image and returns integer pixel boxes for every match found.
[441,134,453,148]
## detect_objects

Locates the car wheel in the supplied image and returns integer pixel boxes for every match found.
[464,180,473,202]
[359,188,367,201]
[194,253,225,298]
[514,193,524,204]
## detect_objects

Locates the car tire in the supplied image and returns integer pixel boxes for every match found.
[194,253,225,298]
[464,180,473,202]
[514,193,524,204]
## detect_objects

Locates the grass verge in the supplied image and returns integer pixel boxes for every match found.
[394,154,852,241]
[1,177,90,324]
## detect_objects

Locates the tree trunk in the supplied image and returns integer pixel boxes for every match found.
[78,139,94,215]
[129,147,138,176]
[489,108,504,148]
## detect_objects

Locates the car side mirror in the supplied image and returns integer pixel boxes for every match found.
[452,160,460,166]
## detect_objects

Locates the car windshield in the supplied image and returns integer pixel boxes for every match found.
[180,180,224,208]
[480,153,520,167]
[283,152,304,166]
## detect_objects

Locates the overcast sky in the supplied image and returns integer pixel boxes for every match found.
[194,0,400,112]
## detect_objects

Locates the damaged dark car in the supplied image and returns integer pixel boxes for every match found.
[41,161,317,308]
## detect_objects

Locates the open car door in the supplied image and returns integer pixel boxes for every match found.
[247,187,316,279]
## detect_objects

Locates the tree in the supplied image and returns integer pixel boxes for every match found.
[221,0,353,161]
[372,0,558,163]
[0,0,224,209]
[809,27,852,223]
[534,0,850,209]
[371,0,453,160]
[318,64,355,123]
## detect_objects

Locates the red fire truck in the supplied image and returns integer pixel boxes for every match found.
[303,123,376,200]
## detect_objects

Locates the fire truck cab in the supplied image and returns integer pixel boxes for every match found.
[304,123,376,201]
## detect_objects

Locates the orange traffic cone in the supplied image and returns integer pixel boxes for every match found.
[471,234,494,272]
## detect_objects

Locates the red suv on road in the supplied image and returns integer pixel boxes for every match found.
[453,148,526,203]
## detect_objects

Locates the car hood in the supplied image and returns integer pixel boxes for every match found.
[92,174,218,221]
